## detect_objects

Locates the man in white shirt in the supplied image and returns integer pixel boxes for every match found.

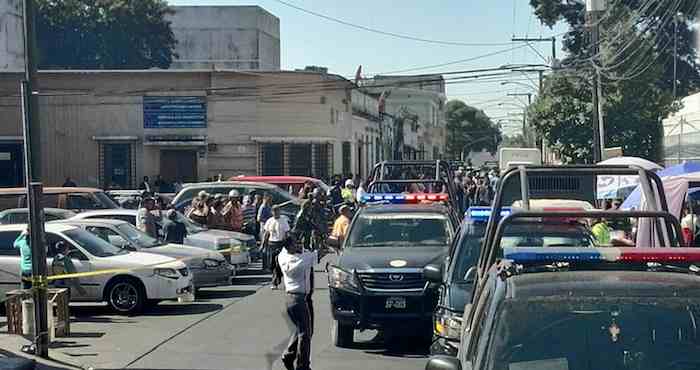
[278,238,316,370]
[263,205,290,289]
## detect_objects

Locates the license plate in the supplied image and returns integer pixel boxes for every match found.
[385,297,406,309]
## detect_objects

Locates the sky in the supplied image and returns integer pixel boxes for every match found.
[168,0,569,136]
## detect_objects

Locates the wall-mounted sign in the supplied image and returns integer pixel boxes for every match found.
[144,96,207,129]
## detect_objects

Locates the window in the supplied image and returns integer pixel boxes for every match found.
[288,144,312,176]
[313,143,332,181]
[0,231,21,255]
[260,143,284,176]
[342,141,351,176]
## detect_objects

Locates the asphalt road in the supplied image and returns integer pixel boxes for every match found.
[2,258,430,370]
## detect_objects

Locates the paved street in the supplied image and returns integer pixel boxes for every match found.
[1,258,428,370]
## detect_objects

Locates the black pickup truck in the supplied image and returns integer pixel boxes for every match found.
[327,203,457,348]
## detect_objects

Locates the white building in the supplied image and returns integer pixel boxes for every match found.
[663,92,700,165]
[0,0,23,72]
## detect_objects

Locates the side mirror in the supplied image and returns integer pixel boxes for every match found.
[423,263,443,284]
[463,266,477,283]
[425,356,462,370]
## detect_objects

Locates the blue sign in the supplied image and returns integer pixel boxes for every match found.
[143,96,207,128]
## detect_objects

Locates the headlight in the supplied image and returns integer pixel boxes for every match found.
[435,307,463,340]
[203,258,222,268]
[154,268,180,280]
[327,265,360,293]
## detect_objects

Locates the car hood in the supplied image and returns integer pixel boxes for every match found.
[198,229,254,242]
[141,244,222,260]
[337,246,447,271]
[98,251,185,269]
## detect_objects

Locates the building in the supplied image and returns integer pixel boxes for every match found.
[361,74,447,160]
[0,3,281,72]
[167,6,280,70]
[663,92,700,165]
[0,69,387,188]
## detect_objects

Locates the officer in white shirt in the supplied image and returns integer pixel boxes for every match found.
[278,237,316,370]
[263,205,290,289]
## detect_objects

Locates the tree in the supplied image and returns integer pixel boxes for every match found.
[445,100,502,159]
[36,0,178,69]
[528,0,698,163]
[501,134,528,148]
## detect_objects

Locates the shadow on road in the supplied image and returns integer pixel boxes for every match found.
[231,276,271,286]
[353,332,429,359]
[195,289,257,301]
[142,303,223,316]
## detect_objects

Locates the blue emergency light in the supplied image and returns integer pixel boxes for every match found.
[503,247,700,264]
[465,207,513,222]
[360,193,449,204]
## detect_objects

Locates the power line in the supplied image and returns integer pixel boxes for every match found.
[271,0,514,47]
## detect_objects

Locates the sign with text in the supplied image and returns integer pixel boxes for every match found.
[143,96,207,129]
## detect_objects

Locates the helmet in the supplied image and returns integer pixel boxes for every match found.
[228,189,240,198]
[345,179,355,188]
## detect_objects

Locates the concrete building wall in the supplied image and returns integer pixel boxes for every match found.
[0,0,23,72]
[168,6,280,70]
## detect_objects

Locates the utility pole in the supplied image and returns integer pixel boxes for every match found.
[21,0,48,358]
[587,0,606,163]
[511,36,557,67]
[674,13,681,163]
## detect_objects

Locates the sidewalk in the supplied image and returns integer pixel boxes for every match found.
[0,334,82,370]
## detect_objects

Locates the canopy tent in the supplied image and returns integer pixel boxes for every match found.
[596,157,663,199]
[621,162,700,209]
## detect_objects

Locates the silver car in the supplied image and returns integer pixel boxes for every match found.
[57,219,234,289]
[0,208,77,224]
[69,209,253,268]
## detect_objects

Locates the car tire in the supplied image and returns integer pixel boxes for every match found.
[331,320,353,348]
[106,277,145,315]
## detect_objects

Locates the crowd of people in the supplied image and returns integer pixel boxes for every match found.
[453,167,500,209]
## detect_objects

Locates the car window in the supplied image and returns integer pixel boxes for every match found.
[63,228,127,257]
[348,213,450,247]
[117,223,162,248]
[86,226,119,243]
[3,212,27,225]
[0,230,21,256]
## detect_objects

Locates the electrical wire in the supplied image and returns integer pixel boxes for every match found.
[271,0,513,47]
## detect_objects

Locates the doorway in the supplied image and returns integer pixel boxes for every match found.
[103,144,132,189]
[0,143,23,187]
[161,150,198,183]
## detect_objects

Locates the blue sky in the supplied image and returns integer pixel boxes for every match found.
[168,0,568,135]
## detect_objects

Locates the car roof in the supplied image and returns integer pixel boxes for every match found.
[360,203,451,215]
[72,209,137,218]
[0,223,77,233]
[231,176,323,183]
[182,181,277,190]
[505,270,700,299]
[0,208,74,214]
[58,218,128,227]
[0,187,104,195]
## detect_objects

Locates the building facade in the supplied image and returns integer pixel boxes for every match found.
[0,0,23,72]
[0,69,385,188]
[663,92,700,165]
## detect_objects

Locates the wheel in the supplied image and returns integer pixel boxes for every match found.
[331,320,354,348]
[106,277,145,315]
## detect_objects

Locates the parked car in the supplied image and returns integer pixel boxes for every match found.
[69,209,253,268]
[0,187,119,212]
[171,181,300,221]
[57,218,234,289]
[0,208,76,224]
[230,176,330,197]
[0,223,192,314]
[106,190,174,210]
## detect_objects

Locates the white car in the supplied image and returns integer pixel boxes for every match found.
[70,209,252,268]
[0,223,193,315]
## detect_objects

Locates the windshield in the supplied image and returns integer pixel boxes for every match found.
[117,223,163,248]
[63,228,128,257]
[348,213,450,247]
[487,298,700,370]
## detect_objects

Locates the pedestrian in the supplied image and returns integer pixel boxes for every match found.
[263,205,290,289]
[328,178,344,208]
[51,241,87,297]
[188,191,210,226]
[329,205,352,248]
[298,181,314,200]
[163,209,187,244]
[341,179,355,204]
[139,176,151,192]
[257,193,273,239]
[137,197,158,238]
[356,179,369,203]
[62,177,77,187]
[207,198,228,230]
[292,199,321,252]
[223,190,243,232]
[13,227,32,289]
[277,236,316,370]
[241,195,257,235]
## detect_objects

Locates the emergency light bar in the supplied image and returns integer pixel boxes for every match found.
[360,193,449,204]
[503,247,700,264]
[465,207,513,222]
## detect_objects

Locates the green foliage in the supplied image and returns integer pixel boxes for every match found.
[445,100,502,159]
[528,0,698,164]
[36,0,177,69]
[501,134,528,148]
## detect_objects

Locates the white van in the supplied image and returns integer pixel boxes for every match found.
[0,224,192,314]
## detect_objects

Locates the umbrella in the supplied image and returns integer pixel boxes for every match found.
[621,162,700,209]
[597,156,663,170]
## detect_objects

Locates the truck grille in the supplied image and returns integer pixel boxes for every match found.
[357,272,425,291]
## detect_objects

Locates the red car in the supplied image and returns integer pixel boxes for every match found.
[229,176,329,197]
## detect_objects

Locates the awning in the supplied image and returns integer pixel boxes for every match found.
[143,140,207,147]
[92,136,140,141]
[250,136,336,143]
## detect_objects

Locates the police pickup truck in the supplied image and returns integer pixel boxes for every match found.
[327,193,458,348]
